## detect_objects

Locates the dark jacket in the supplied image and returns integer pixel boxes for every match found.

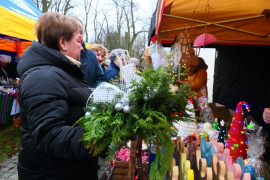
[80,43,106,87]
[17,41,98,180]
[104,60,120,81]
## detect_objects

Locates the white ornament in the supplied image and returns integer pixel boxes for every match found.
[202,122,213,132]
[143,95,148,101]
[85,112,91,116]
[91,106,97,112]
[115,103,123,111]
[220,120,225,126]
[123,105,131,113]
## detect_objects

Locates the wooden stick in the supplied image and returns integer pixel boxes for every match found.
[128,140,137,180]
[161,14,267,37]
[137,139,143,179]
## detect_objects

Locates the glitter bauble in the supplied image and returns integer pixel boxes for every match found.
[91,106,97,112]
[123,105,131,113]
[115,103,123,111]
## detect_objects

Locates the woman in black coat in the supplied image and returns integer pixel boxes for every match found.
[17,12,98,180]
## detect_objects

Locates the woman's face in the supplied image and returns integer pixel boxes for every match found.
[60,26,83,61]
[95,50,105,64]
[114,57,124,67]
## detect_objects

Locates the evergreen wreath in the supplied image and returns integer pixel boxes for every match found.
[75,67,193,180]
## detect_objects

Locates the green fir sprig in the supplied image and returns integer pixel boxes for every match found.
[75,67,193,180]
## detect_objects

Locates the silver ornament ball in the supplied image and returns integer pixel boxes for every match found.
[123,105,131,113]
[91,106,97,112]
[143,95,148,101]
[85,112,91,116]
[115,103,123,111]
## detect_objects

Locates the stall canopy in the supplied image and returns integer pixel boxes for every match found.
[0,0,42,56]
[150,0,270,46]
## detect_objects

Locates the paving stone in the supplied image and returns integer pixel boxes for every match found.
[9,174,18,179]
[0,168,9,172]
[10,156,17,160]
[0,155,18,179]
[1,172,11,178]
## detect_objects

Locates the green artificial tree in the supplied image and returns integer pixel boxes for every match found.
[213,118,219,130]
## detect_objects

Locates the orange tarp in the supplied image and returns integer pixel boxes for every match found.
[0,38,31,56]
[154,0,270,45]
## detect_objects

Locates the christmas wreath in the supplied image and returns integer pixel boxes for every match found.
[75,67,193,180]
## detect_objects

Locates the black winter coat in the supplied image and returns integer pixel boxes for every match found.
[17,41,98,180]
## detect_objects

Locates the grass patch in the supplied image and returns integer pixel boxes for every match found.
[0,124,21,163]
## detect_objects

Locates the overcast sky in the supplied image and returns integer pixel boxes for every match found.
[71,0,158,42]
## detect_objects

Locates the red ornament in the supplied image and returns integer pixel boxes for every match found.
[135,176,139,180]
[225,101,250,162]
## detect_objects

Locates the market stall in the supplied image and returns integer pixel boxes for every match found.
[145,0,270,179]
[0,0,42,125]
[0,0,42,56]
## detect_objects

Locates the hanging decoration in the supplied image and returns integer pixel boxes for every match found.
[193,33,217,47]
[173,41,181,68]
[177,30,199,66]
[225,101,250,162]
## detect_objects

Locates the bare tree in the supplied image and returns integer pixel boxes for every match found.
[32,0,52,12]
[132,33,146,61]
[111,0,125,47]
[81,0,93,42]
[115,0,148,56]
[32,0,73,14]
[49,0,73,15]
[34,0,155,55]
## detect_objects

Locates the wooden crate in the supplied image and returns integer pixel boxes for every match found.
[112,161,148,180]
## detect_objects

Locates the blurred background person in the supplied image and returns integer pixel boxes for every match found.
[0,54,18,85]
[80,43,106,87]
[104,50,110,62]
[101,59,111,72]
[89,44,107,74]
[104,48,125,81]
[130,57,140,71]
[89,44,107,64]
[17,12,99,180]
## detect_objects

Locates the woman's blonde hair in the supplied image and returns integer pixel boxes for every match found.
[35,12,82,51]
[89,44,107,55]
